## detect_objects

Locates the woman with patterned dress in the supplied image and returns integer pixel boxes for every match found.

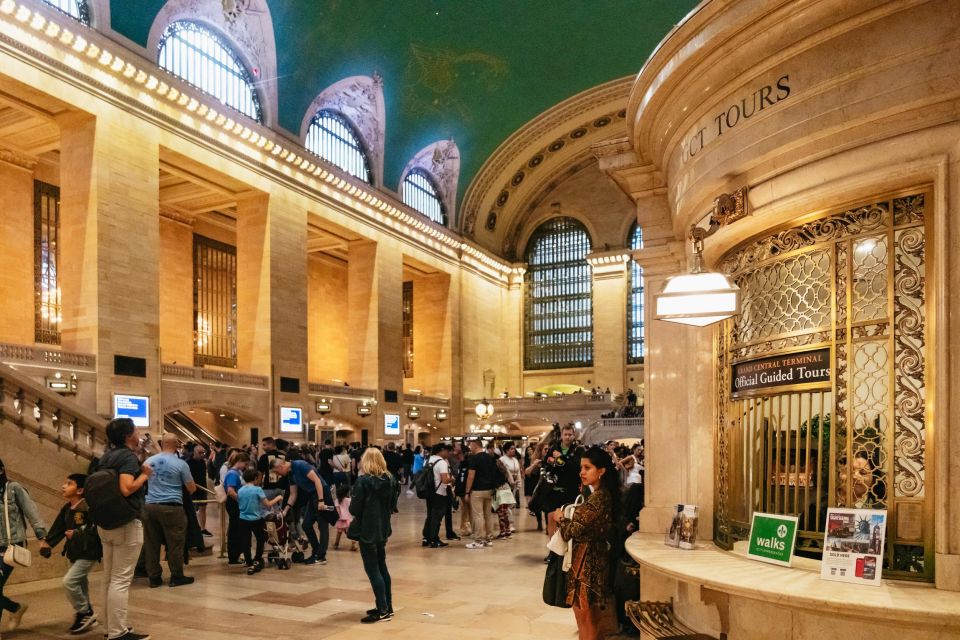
[556,446,620,640]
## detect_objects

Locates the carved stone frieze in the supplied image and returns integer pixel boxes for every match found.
[0,147,37,170]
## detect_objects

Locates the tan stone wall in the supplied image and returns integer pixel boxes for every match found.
[404,271,452,397]
[307,254,349,382]
[0,163,35,345]
[159,216,193,365]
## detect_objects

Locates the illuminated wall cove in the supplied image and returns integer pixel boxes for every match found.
[716,191,931,580]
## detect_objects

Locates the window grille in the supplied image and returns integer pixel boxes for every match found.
[524,217,593,370]
[402,168,446,225]
[34,181,61,345]
[193,235,237,368]
[306,110,372,184]
[402,281,414,378]
[158,21,263,123]
[627,223,644,364]
[42,0,89,23]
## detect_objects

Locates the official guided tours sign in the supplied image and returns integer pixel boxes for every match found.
[747,512,799,567]
[732,348,830,398]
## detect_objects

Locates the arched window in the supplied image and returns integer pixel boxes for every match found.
[306,110,372,184]
[524,217,593,370]
[628,223,644,364]
[42,0,89,23]
[402,168,446,225]
[158,21,263,123]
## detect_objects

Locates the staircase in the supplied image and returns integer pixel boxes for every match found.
[0,361,108,583]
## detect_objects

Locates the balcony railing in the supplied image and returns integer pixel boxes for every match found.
[0,342,95,371]
[308,382,377,399]
[403,393,450,407]
[161,363,268,389]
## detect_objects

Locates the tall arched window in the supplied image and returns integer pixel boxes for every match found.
[402,168,446,225]
[628,223,644,364]
[42,0,89,23]
[306,110,372,184]
[158,21,263,123]
[524,217,593,370]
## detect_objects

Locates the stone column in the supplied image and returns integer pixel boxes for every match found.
[58,111,161,424]
[632,196,717,539]
[0,154,36,345]
[236,192,308,434]
[505,265,525,395]
[587,251,630,393]
[346,239,403,442]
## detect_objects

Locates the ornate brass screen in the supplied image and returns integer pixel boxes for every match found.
[715,190,932,581]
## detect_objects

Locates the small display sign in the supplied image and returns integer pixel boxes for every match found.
[732,348,830,398]
[279,406,303,433]
[747,512,799,567]
[821,508,887,586]
[384,413,400,436]
[113,394,150,428]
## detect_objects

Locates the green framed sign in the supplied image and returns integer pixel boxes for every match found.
[747,512,799,567]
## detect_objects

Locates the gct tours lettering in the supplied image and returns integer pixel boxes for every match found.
[682,74,792,162]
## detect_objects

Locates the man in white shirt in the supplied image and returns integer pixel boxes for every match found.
[421,443,453,548]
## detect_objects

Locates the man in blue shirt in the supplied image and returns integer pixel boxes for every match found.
[143,433,197,588]
[272,458,333,565]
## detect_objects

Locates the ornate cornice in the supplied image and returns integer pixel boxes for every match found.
[0,2,515,287]
[0,146,37,170]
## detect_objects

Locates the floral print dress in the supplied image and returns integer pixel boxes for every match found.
[557,487,613,608]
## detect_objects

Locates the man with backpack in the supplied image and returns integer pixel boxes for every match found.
[86,417,153,640]
[419,444,452,548]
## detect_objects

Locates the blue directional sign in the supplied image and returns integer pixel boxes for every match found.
[280,406,303,433]
[114,394,150,428]
[384,413,400,436]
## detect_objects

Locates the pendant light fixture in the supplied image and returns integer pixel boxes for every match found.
[654,190,746,326]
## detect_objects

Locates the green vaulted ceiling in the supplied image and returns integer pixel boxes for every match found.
[109,0,698,205]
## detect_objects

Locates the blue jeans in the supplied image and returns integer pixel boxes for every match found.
[63,558,96,613]
[359,542,391,612]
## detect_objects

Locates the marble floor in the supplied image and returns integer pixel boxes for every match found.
[5,493,580,639]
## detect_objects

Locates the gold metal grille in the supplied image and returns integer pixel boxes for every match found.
[716,190,932,581]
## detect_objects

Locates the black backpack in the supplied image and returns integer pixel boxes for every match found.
[414,461,437,499]
[85,468,138,530]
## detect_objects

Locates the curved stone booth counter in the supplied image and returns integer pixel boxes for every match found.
[625,532,960,639]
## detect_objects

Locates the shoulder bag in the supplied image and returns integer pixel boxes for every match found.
[3,488,33,568]
[545,493,584,571]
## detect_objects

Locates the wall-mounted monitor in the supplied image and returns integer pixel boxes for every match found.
[279,406,303,433]
[384,413,400,436]
[113,394,150,428]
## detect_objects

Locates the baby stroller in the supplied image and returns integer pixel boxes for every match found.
[265,509,306,570]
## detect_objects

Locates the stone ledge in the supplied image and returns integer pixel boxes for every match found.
[625,532,960,630]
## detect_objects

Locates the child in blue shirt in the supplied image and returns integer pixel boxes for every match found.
[237,468,282,574]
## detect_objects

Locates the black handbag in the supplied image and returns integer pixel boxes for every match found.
[542,553,571,608]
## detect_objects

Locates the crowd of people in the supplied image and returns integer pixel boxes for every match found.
[0,421,645,640]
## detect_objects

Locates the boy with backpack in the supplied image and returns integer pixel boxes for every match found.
[39,473,103,635]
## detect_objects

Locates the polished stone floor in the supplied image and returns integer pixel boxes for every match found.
[6,493,580,639]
